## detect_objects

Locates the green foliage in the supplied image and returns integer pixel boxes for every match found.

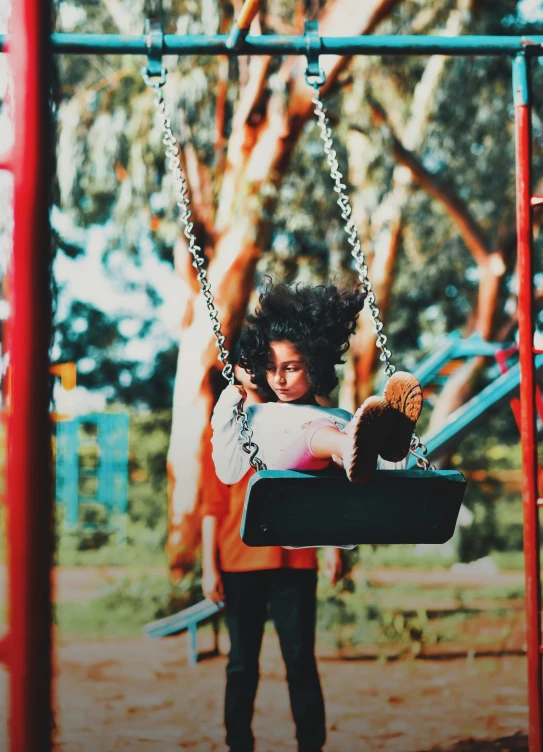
[57,522,167,566]
[127,409,171,530]
[51,560,526,645]
[316,568,525,656]
[55,561,204,637]
[449,405,526,562]
[315,546,446,654]
[54,573,194,637]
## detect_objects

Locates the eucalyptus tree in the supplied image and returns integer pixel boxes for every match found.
[51,0,542,574]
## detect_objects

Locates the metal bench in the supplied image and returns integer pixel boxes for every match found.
[144,598,223,665]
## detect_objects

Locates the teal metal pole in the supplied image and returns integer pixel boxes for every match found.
[2,33,543,56]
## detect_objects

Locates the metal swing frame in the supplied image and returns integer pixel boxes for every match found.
[2,0,543,748]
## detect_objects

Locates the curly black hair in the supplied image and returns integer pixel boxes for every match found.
[239,282,367,397]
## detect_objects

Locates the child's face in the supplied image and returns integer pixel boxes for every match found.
[265,341,312,403]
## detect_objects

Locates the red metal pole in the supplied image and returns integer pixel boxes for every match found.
[8,0,54,748]
[513,53,543,752]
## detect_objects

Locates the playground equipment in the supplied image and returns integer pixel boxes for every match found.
[50,361,77,392]
[143,17,466,540]
[145,598,221,665]
[409,336,543,463]
[55,412,129,538]
[418,355,543,460]
[3,1,543,749]
[241,468,464,546]
[49,362,130,534]
[496,343,543,442]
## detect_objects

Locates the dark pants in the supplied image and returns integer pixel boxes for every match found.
[221,568,326,752]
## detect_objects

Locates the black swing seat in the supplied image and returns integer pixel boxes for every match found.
[240,469,466,548]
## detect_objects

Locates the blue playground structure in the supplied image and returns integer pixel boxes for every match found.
[408,333,543,466]
[145,599,222,665]
[55,412,130,537]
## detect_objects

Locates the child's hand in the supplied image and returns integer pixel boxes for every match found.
[233,384,247,401]
[324,547,343,586]
[202,564,225,607]
[221,383,247,405]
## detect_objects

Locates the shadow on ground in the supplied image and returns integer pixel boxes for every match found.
[421,732,527,751]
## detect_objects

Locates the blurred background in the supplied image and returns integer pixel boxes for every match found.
[1,0,543,749]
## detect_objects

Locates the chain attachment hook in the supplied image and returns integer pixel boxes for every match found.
[141,18,167,88]
[304,19,326,89]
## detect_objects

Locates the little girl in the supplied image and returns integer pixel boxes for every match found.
[211,283,422,485]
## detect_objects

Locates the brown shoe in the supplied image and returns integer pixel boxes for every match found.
[342,396,389,482]
[381,371,423,462]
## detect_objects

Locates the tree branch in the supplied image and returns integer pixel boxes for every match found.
[214,57,229,152]
[364,99,507,342]
[363,107,491,267]
[216,0,405,233]
[283,0,405,121]
[102,0,139,34]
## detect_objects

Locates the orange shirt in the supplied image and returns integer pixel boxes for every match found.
[202,463,317,572]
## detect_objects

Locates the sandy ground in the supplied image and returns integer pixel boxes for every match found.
[0,565,169,606]
[0,566,530,751]
[0,630,530,752]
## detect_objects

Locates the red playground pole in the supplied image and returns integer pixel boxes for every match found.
[513,53,543,752]
[8,0,54,748]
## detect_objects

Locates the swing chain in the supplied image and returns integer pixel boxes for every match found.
[309,85,432,471]
[309,86,395,378]
[409,436,434,470]
[144,76,266,472]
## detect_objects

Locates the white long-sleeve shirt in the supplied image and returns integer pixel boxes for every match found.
[210,385,406,551]
[211,385,352,485]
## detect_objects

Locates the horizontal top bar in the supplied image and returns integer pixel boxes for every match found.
[1,33,543,56]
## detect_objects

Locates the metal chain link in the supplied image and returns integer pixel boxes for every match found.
[310,85,395,377]
[143,71,266,471]
[308,83,432,470]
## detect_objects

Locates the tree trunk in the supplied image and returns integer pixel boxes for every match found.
[340,9,467,410]
[166,0,405,575]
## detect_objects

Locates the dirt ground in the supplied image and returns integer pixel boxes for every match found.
[0,567,531,751]
[0,630,529,752]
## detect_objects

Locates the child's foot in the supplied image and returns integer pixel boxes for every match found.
[381,371,423,462]
[341,396,389,482]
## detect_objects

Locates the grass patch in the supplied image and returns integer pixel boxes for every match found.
[56,521,168,568]
[356,545,457,570]
[39,569,526,655]
[489,550,528,571]
[54,572,200,638]
[366,582,524,601]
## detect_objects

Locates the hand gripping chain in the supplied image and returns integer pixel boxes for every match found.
[142,72,266,472]
[308,82,432,470]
